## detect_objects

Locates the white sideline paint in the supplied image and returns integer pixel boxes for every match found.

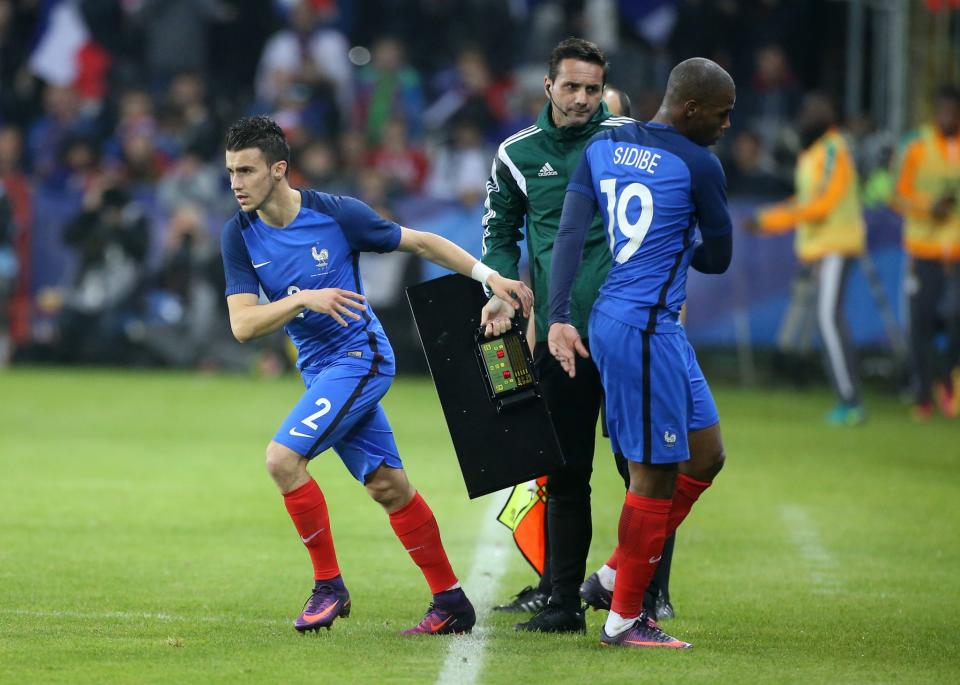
[0,608,288,627]
[779,504,842,594]
[435,492,510,685]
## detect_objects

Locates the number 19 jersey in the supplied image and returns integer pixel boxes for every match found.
[568,121,732,333]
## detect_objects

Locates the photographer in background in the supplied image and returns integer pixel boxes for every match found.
[53,181,149,363]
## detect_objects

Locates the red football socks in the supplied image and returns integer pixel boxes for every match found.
[283,479,340,581]
[610,492,671,619]
[389,492,458,594]
[605,474,712,572]
[666,474,711,537]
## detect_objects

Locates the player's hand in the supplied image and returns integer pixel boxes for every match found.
[486,274,534,319]
[741,215,761,234]
[297,288,367,327]
[931,194,956,222]
[547,322,588,378]
[480,295,516,338]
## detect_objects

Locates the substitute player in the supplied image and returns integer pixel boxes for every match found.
[548,57,735,648]
[480,38,639,633]
[220,116,532,635]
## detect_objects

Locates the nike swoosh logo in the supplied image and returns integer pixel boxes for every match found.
[648,555,662,564]
[428,616,453,633]
[289,427,313,438]
[404,545,424,553]
[252,261,271,268]
[301,600,339,624]
[301,528,326,543]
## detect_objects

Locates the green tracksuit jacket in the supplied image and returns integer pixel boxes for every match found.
[480,101,632,341]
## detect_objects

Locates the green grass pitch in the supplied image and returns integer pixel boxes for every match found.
[1,367,958,684]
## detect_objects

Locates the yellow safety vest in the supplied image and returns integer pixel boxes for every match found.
[758,129,866,262]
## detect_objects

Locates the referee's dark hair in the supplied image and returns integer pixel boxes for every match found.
[225,116,291,170]
[548,37,609,83]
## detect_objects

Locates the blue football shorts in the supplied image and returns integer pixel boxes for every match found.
[589,308,719,464]
[274,357,403,482]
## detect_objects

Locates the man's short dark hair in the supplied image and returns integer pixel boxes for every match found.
[548,37,608,83]
[225,116,290,167]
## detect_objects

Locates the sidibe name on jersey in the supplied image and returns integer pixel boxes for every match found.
[612,146,661,174]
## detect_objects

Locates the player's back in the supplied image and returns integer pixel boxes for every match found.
[575,121,729,333]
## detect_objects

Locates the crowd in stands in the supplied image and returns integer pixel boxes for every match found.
[0,0,939,374]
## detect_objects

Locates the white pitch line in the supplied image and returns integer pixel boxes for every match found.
[779,504,842,594]
[435,492,511,685]
[0,608,288,627]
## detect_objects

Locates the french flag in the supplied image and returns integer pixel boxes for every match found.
[28,0,110,99]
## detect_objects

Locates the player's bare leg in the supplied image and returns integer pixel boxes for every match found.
[266,441,351,632]
[365,464,476,635]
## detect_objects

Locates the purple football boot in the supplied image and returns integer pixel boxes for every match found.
[294,577,351,633]
[402,588,476,636]
[599,612,692,649]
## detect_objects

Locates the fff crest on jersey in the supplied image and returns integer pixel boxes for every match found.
[311,244,330,274]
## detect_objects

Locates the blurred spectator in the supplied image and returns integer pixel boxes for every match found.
[367,119,428,195]
[162,71,220,158]
[424,47,511,143]
[0,0,40,126]
[0,179,13,364]
[290,139,353,196]
[134,203,233,369]
[133,0,234,89]
[737,44,802,167]
[354,37,424,144]
[891,86,960,420]
[0,126,31,355]
[58,136,101,195]
[337,129,369,194]
[157,145,233,217]
[27,83,98,187]
[45,181,149,363]
[424,119,489,206]
[256,0,351,133]
[724,129,792,198]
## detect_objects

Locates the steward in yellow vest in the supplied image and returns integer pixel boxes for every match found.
[748,94,865,425]
[891,86,960,419]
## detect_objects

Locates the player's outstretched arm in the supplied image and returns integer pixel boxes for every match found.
[397,227,533,316]
[226,289,366,342]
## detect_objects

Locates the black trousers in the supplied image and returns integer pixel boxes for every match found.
[907,258,960,403]
[534,341,674,609]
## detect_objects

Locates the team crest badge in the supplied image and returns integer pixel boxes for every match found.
[311,244,329,272]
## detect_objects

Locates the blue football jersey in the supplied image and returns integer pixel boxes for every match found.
[568,121,732,331]
[220,190,401,374]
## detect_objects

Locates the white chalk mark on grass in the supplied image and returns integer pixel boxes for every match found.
[0,608,288,627]
[780,504,842,594]
[435,492,510,685]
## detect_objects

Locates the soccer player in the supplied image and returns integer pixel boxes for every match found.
[891,86,960,420]
[480,39,640,633]
[547,57,735,648]
[747,94,867,426]
[219,116,532,635]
